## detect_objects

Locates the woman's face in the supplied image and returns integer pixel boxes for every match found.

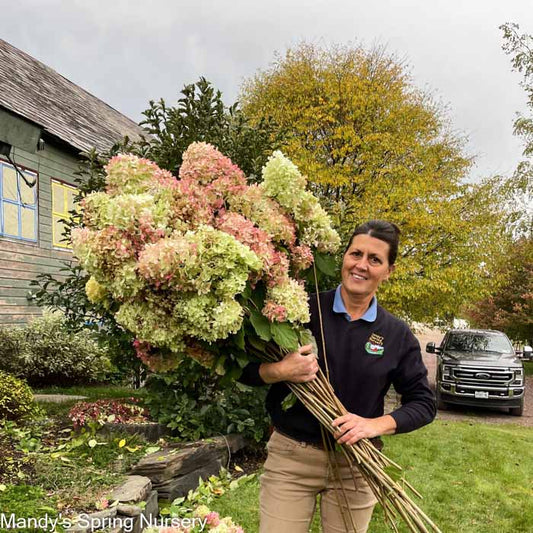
[341,234,395,300]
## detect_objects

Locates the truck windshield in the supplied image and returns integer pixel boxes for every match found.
[446,332,514,354]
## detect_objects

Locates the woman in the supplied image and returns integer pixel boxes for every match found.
[241,220,436,533]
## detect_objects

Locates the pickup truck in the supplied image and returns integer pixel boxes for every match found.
[426,329,531,416]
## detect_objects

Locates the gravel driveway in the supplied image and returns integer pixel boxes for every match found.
[414,329,532,428]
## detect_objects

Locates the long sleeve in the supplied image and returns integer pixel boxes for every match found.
[389,328,436,433]
[238,361,267,387]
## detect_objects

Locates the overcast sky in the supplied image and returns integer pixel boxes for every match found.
[2,0,532,182]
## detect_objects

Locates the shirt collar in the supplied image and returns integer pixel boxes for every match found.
[333,284,377,322]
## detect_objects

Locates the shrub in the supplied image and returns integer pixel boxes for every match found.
[68,397,149,428]
[0,311,113,386]
[0,370,37,421]
[144,359,269,443]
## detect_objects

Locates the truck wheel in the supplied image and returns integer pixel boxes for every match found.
[510,399,524,416]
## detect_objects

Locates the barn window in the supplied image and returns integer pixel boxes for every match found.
[0,161,38,242]
[52,180,77,249]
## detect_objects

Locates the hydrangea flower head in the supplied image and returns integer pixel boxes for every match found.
[205,511,221,526]
[264,279,310,324]
[193,505,211,519]
[85,277,108,305]
[105,154,175,196]
[261,150,307,209]
[180,142,247,189]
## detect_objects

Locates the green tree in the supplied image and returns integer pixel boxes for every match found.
[241,43,507,322]
[141,76,283,180]
[500,22,533,237]
[464,24,533,343]
[467,236,532,344]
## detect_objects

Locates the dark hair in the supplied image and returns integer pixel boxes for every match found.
[344,220,401,265]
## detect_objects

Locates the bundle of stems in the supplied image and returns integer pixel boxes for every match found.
[246,341,441,533]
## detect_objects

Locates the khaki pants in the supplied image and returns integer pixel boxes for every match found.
[260,431,377,533]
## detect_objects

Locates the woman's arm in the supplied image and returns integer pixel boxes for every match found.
[388,328,437,433]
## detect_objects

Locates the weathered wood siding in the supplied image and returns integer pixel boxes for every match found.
[0,114,81,325]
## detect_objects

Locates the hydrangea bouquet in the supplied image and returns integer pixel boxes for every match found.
[71,143,439,533]
[74,143,337,375]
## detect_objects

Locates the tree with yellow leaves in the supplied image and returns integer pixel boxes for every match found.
[241,43,507,323]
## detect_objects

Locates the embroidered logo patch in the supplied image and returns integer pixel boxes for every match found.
[365,333,385,356]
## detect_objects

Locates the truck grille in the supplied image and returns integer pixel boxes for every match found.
[451,366,514,386]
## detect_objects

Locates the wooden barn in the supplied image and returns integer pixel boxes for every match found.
[0,39,146,325]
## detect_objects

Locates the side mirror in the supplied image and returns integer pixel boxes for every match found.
[426,342,436,354]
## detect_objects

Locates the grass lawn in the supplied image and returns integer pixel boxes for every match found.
[211,420,533,532]
[33,384,147,400]
[524,360,533,376]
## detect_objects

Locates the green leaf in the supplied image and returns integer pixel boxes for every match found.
[299,328,319,354]
[234,326,245,350]
[315,253,338,276]
[247,336,266,353]
[144,446,161,455]
[281,392,298,411]
[230,350,249,369]
[37,506,57,513]
[242,283,252,300]
[250,311,272,341]
[270,322,299,352]
[227,366,243,380]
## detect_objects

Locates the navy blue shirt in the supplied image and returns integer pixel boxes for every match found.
[240,288,436,443]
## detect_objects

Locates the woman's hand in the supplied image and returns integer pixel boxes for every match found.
[331,413,397,445]
[259,344,319,384]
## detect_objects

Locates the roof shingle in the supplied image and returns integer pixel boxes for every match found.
[0,39,147,153]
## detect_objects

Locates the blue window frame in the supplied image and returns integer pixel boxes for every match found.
[0,160,38,242]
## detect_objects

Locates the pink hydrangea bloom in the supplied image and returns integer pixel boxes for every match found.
[137,236,198,291]
[290,244,314,272]
[172,177,215,228]
[180,142,247,188]
[227,184,296,246]
[215,213,270,263]
[262,300,288,323]
[264,250,290,288]
[205,511,221,526]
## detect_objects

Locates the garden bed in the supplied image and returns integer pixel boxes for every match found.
[1,385,256,533]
